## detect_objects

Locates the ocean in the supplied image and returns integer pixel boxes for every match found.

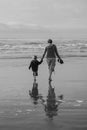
[0,39,87,59]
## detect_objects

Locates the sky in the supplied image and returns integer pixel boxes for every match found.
[0,0,87,29]
[0,0,87,39]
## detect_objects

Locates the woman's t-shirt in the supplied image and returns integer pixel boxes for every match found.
[46,44,57,58]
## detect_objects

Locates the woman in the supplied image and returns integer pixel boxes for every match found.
[41,39,63,81]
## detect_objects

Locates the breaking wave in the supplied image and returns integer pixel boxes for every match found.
[0,39,87,59]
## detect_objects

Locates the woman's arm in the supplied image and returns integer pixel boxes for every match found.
[41,47,47,60]
[54,45,64,64]
[54,45,61,59]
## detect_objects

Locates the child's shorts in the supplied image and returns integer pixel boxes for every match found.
[33,71,38,76]
[46,58,56,71]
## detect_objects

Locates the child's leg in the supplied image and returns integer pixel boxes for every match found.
[33,72,36,81]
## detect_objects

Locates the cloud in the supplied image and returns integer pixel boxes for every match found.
[0,0,87,29]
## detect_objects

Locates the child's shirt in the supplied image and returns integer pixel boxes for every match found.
[29,59,42,72]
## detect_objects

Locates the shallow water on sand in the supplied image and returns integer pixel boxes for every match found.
[0,57,87,130]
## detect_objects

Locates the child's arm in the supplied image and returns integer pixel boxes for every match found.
[39,59,43,64]
[38,59,43,65]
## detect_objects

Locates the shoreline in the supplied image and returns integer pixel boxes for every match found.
[0,57,87,129]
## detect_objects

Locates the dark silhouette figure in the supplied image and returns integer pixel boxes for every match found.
[40,80,64,119]
[29,80,43,104]
[29,79,38,97]
[29,80,39,104]
[29,55,43,81]
[40,81,59,119]
[45,81,58,119]
[41,39,64,81]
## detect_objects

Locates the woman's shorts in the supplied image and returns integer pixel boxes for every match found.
[46,58,56,71]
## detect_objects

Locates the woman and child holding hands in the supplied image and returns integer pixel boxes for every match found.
[29,39,64,81]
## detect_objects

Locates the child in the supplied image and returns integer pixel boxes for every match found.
[29,55,43,80]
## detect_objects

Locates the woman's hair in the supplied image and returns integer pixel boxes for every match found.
[48,39,52,43]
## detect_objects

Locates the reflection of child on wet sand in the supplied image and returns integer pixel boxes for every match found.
[29,55,43,80]
[29,76,39,98]
[32,81,38,98]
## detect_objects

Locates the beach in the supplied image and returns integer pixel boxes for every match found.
[0,57,87,130]
[0,0,87,129]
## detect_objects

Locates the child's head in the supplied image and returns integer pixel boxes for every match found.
[48,39,52,44]
[34,55,37,60]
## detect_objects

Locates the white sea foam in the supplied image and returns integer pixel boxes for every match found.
[74,104,81,107]
[0,39,87,59]
[26,109,35,112]
[16,110,22,113]
[76,100,83,103]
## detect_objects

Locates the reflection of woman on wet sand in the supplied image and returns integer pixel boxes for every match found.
[41,39,63,81]
[40,80,64,119]
[41,81,62,119]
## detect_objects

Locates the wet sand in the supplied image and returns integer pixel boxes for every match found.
[0,57,87,130]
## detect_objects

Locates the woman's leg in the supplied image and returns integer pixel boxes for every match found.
[49,58,56,80]
[49,68,52,81]
[47,58,56,81]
